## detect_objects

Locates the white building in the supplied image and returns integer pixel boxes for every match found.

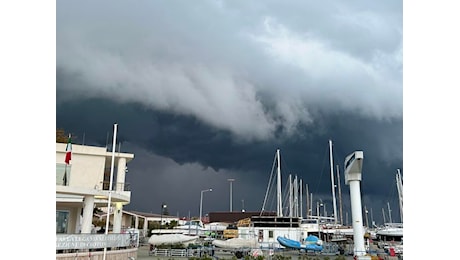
[56,141,134,235]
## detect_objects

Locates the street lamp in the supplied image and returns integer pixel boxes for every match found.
[316,200,323,238]
[160,203,167,233]
[324,203,327,218]
[200,189,212,222]
[227,179,235,212]
[365,205,369,229]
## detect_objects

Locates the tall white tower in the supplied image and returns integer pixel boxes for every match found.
[344,151,370,259]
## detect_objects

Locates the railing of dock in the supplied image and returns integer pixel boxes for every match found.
[149,248,198,257]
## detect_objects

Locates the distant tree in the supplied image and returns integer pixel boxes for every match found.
[56,128,76,143]
[169,220,178,229]
[93,219,105,228]
[56,128,67,143]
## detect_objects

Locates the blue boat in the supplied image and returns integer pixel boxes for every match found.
[277,235,323,252]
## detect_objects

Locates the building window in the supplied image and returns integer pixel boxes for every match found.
[56,210,69,234]
[56,164,71,186]
[269,230,274,238]
[258,230,264,242]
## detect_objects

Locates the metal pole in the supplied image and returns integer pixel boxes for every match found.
[382,208,386,224]
[316,201,320,236]
[329,140,338,225]
[103,123,117,260]
[200,189,212,222]
[200,191,203,222]
[276,149,283,216]
[365,205,369,228]
[228,179,235,212]
[299,178,303,218]
[230,180,233,212]
[160,203,166,232]
[387,202,392,223]
[396,169,403,223]
[370,208,374,227]
[336,164,344,225]
[310,193,313,218]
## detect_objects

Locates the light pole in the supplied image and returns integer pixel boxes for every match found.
[200,189,212,222]
[365,205,369,228]
[160,203,167,233]
[316,199,323,238]
[227,179,235,212]
[324,203,327,218]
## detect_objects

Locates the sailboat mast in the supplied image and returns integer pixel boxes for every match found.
[289,174,293,217]
[305,184,310,217]
[336,164,344,225]
[276,149,283,217]
[299,178,303,218]
[387,202,392,223]
[294,175,299,217]
[396,169,403,223]
[370,208,374,227]
[382,208,386,224]
[329,140,338,225]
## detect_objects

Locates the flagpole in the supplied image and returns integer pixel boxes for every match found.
[63,164,67,186]
[63,134,71,185]
[103,123,117,260]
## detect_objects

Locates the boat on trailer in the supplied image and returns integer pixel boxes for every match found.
[277,235,323,252]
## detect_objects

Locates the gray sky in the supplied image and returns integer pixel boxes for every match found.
[56,0,403,224]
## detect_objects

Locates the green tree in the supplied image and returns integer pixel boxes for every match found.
[56,128,76,143]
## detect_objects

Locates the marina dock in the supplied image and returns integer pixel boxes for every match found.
[135,243,400,260]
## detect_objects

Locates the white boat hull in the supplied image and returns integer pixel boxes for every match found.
[148,234,199,246]
[212,238,258,249]
[376,228,403,237]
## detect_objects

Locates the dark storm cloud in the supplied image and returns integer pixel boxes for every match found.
[56,95,402,222]
[56,0,402,223]
[57,0,402,139]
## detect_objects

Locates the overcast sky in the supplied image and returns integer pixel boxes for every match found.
[56,0,403,224]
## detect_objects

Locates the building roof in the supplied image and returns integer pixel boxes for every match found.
[208,211,277,223]
[125,210,178,219]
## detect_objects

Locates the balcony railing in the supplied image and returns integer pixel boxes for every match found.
[98,181,131,192]
[56,164,130,192]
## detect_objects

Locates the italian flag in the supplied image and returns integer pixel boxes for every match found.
[65,134,72,164]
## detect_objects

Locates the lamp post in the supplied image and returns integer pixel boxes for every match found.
[316,200,323,238]
[160,203,167,233]
[365,205,369,228]
[227,179,235,212]
[200,189,212,223]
